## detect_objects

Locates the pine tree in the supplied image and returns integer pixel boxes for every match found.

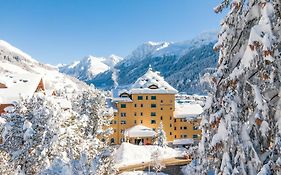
[190,0,281,174]
[71,89,116,175]
[0,93,64,174]
[151,148,166,174]
[157,121,167,147]
[0,87,116,175]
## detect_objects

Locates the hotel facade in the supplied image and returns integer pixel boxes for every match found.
[108,68,202,145]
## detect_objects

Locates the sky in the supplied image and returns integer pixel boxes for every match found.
[0,0,225,65]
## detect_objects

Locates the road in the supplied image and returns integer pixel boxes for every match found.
[117,157,191,174]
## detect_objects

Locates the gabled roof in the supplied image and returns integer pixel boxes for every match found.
[130,67,178,94]
[0,73,42,104]
[124,125,157,138]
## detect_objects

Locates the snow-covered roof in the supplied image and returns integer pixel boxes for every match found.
[130,67,178,94]
[124,125,157,138]
[173,139,194,145]
[175,103,203,119]
[0,73,42,104]
[112,97,133,103]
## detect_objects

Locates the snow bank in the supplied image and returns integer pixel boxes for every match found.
[115,142,185,167]
[120,171,168,175]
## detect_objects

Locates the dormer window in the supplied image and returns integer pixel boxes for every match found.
[119,92,130,98]
[148,85,158,89]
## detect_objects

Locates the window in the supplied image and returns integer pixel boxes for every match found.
[174,119,176,122]
[111,138,115,144]
[174,127,177,130]
[141,104,144,107]
[170,107,173,110]
[170,124,172,127]
[193,126,198,130]
[151,120,156,124]
[114,113,117,116]
[134,112,137,116]
[140,120,143,124]
[151,112,156,116]
[121,129,125,134]
[138,96,143,100]
[140,112,143,116]
[181,134,187,138]
[170,132,172,136]
[121,112,126,117]
[151,96,156,100]
[146,96,148,100]
[175,135,177,138]
[110,121,113,124]
[114,120,117,124]
[160,116,163,120]
[121,104,126,108]
[180,127,182,130]
[183,126,187,130]
[134,104,137,107]
[170,116,172,120]
[134,120,137,124]
[161,108,163,110]
[181,119,187,122]
[193,135,199,139]
[160,100,163,103]
[121,120,126,125]
[151,104,157,108]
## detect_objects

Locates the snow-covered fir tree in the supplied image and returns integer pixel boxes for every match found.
[0,93,64,174]
[151,148,166,174]
[0,88,116,175]
[157,121,167,147]
[187,0,281,174]
[71,89,116,175]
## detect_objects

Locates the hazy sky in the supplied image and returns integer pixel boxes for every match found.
[0,0,225,65]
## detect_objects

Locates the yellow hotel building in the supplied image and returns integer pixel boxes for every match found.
[109,68,202,145]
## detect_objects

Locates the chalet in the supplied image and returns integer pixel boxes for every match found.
[0,73,45,114]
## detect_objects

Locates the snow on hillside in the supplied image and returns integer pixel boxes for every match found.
[86,32,218,94]
[0,40,38,63]
[114,143,185,168]
[59,54,123,81]
[0,40,89,94]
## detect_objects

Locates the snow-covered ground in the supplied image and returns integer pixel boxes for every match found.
[120,171,168,175]
[114,142,186,168]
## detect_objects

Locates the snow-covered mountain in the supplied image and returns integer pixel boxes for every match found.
[58,54,123,81]
[0,40,89,93]
[88,32,219,94]
[124,32,217,66]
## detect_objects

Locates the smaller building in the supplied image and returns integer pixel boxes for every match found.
[0,73,45,114]
[173,102,203,145]
[124,125,157,145]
